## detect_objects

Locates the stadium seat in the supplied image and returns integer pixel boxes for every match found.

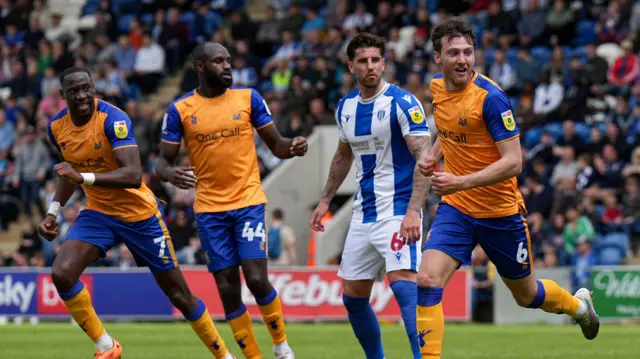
[81,0,100,17]
[507,48,519,66]
[427,0,438,13]
[524,126,542,148]
[524,126,543,148]
[141,13,154,26]
[594,233,630,265]
[530,46,552,64]
[117,14,135,34]
[574,20,597,46]
[543,123,563,140]
[484,48,495,66]
[204,11,222,36]
[574,122,591,142]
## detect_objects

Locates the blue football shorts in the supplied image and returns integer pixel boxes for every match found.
[423,202,532,279]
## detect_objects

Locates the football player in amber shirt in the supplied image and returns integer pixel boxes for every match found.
[410,19,600,359]
[38,68,236,359]
[155,42,307,359]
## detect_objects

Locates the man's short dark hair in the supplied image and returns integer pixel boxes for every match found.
[346,32,385,61]
[272,208,284,220]
[431,17,476,53]
[59,67,91,85]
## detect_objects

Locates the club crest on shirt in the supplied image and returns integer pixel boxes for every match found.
[113,120,128,139]
[408,106,424,124]
[501,110,516,131]
[377,110,386,121]
[191,115,198,124]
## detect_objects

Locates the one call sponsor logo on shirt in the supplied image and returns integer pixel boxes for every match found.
[0,273,37,315]
[37,274,93,315]
[195,128,242,143]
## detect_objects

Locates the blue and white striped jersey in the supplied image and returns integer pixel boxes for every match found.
[336,82,430,224]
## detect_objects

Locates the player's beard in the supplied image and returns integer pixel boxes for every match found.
[359,72,381,89]
[206,72,232,89]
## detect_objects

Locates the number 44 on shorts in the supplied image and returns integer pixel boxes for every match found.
[242,221,266,242]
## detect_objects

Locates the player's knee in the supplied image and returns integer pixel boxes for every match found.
[245,274,271,298]
[51,260,79,292]
[165,289,193,312]
[417,271,447,288]
[216,279,237,298]
[511,290,535,308]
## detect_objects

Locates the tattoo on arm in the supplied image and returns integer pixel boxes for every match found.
[321,141,353,202]
[406,135,432,211]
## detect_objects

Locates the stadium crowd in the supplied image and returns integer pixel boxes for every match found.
[0,0,639,285]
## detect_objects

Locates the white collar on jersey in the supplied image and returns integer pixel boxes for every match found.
[358,81,390,104]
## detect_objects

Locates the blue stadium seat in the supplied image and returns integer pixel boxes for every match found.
[111,0,138,14]
[543,122,563,140]
[573,46,588,63]
[484,48,495,66]
[204,12,221,36]
[507,48,519,66]
[524,126,543,148]
[82,0,100,17]
[141,13,154,26]
[575,20,597,46]
[117,14,135,33]
[594,233,630,265]
[530,46,552,64]
[427,0,438,13]
[575,122,591,142]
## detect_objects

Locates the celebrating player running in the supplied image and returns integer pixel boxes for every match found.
[413,18,600,359]
[40,67,235,359]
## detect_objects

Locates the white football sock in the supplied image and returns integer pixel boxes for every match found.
[95,331,114,352]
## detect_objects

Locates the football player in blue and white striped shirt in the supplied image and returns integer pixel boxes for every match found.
[310,33,432,359]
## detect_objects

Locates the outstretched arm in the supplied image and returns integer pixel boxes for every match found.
[257,123,308,159]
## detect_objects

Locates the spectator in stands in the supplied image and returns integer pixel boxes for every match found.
[12,125,49,219]
[564,205,596,255]
[550,146,578,186]
[534,70,564,123]
[608,40,639,90]
[489,49,517,95]
[0,111,14,155]
[160,7,189,74]
[571,236,596,291]
[113,35,137,75]
[169,208,196,263]
[130,33,165,95]
[268,208,297,266]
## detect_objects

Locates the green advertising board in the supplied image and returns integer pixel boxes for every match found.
[590,268,640,320]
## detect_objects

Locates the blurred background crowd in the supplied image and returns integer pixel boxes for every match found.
[0,0,639,299]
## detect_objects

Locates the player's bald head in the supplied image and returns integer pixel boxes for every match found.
[192,42,228,63]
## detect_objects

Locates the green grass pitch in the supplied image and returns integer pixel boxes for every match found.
[0,322,638,358]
